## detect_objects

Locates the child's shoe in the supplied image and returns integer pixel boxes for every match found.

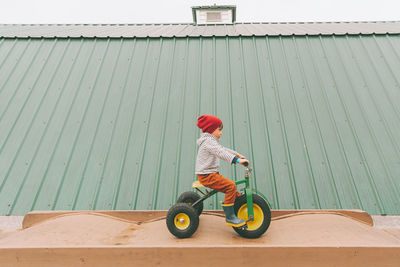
[222,203,246,227]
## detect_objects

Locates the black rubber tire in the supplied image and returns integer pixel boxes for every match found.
[166,203,199,238]
[177,191,203,215]
[233,194,271,239]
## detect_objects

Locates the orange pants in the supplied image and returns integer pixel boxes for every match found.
[197,172,240,204]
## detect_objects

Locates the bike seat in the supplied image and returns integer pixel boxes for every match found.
[192,181,205,188]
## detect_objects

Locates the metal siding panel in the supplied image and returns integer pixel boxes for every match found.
[252,37,281,209]
[152,39,187,209]
[331,36,395,213]
[224,38,254,206]
[8,40,72,215]
[108,39,152,209]
[108,39,151,210]
[240,38,276,206]
[271,36,316,209]
[0,40,44,204]
[72,39,125,210]
[343,36,400,211]
[11,40,79,214]
[1,35,400,215]
[0,40,56,213]
[304,37,364,210]
[262,37,296,209]
[134,38,175,210]
[321,36,387,214]
[173,38,202,200]
[214,37,238,207]
[31,40,100,211]
[293,37,344,209]
[25,40,87,211]
[280,37,326,209]
[88,40,137,210]
[52,40,112,210]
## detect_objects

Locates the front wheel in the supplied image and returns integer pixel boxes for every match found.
[233,194,271,238]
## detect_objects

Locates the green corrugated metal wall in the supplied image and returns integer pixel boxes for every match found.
[0,35,400,215]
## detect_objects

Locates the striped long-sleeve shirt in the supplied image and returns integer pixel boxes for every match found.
[195,133,237,174]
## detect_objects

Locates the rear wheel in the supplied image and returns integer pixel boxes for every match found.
[233,194,271,238]
[177,191,203,215]
[166,203,199,238]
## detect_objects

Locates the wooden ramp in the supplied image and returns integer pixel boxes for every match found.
[0,210,399,267]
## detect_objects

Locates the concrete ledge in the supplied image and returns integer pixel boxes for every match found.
[0,216,23,229]
[372,215,400,228]
[22,209,373,229]
[1,246,400,267]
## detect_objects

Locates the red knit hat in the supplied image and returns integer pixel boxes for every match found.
[197,115,222,134]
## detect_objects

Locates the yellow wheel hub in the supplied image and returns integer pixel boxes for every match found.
[174,213,190,230]
[237,204,264,231]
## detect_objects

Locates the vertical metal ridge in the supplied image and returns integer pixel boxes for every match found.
[0,39,48,195]
[9,39,70,214]
[213,37,217,115]
[252,36,278,208]
[93,39,137,210]
[239,38,258,189]
[73,39,124,210]
[292,37,342,209]
[266,36,300,209]
[31,39,85,211]
[192,37,204,206]
[50,40,98,209]
[113,39,150,209]
[279,37,321,209]
[133,39,164,209]
[213,37,218,208]
[191,37,203,195]
[68,39,110,210]
[172,38,189,204]
[153,37,177,209]
[322,36,384,213]
[306,36,362,209]
[226,37,237,181]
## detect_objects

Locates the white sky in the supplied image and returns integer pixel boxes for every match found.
[1,0,399,24]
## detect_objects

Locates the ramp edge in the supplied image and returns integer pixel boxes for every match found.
[22,209,373,229]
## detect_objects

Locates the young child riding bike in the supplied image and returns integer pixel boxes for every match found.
[195,115,249,227]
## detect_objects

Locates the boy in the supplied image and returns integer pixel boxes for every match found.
[195,114,249,227]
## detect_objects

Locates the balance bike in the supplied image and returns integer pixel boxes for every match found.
[166,162,271,238]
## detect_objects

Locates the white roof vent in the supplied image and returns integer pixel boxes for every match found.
[192,5,236,25]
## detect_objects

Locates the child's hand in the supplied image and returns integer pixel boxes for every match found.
[238,159,250,166]
[236,153,246,159]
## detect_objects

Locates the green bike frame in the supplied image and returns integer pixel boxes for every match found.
[234,167,254,221]
[192,167,255,222]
